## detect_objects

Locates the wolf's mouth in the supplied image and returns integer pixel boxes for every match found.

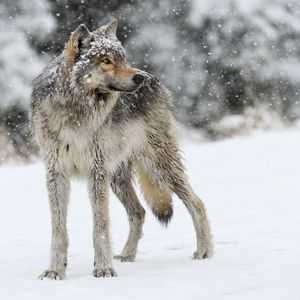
[107,85,123,92]
[108,84,141,93]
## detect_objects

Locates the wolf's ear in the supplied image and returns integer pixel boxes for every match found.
[97,18,118,36]
[65,24,92,64]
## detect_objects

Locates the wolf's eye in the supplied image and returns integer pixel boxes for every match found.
[102,57,111,64]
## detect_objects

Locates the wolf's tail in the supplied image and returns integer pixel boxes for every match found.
[136,165,173,226]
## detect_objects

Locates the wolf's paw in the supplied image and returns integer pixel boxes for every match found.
[193,247,213,260]
[93,268,117,278]
[193,251,208,259]
[114,254,135,262]
[39,270,64,280]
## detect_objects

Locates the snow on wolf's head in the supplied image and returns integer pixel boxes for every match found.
[65,19,145,96]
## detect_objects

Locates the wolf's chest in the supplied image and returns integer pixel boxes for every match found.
[57,121,145,176]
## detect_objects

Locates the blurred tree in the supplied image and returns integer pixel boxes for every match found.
[0,0,55,161]
[189,0,300,125]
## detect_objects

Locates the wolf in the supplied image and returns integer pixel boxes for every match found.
[30,19,213,280]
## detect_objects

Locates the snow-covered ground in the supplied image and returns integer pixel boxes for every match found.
[0,128,299,299]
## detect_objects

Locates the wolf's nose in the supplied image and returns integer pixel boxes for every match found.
[133,74,145,85]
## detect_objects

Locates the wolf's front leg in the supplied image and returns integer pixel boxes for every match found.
[88,153,117,278]
[39,163,70,280]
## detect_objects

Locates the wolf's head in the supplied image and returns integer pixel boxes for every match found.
[65,19,145,96]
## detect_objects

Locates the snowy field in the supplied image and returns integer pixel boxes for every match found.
[0,128,299,299]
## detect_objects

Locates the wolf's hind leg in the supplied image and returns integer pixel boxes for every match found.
[172,175,213,259]
[170,167,213,258]
[111,162,145,262]
[145,135,213,259]
[39,162,70,280]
